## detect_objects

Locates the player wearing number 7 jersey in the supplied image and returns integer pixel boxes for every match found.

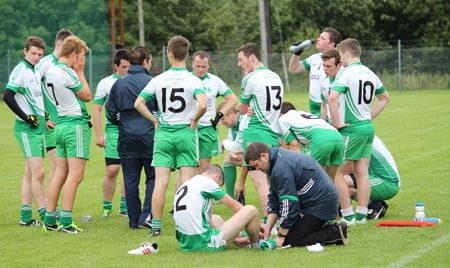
[135,36,207,236]
[329,38,390,226]
[237,43,284,223]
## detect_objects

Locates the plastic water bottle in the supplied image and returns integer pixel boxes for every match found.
[289,39,315,54]
[414,201,425,221]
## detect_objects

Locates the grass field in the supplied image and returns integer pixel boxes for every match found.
[1,90,449,268]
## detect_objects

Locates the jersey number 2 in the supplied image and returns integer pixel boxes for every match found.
[175,185,188,212]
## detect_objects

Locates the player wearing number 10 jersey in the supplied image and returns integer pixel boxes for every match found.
[329,38,390,226]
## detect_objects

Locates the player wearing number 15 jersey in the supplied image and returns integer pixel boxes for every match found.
[135,36,207,236]
[329,38,390,226]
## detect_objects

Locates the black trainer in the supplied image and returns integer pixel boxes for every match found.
[57,223,83,234]
[19,219,41,227]
[42,223,59,232]
[139,220,152,230]
[150,229,161,236]
[337,222,349,245]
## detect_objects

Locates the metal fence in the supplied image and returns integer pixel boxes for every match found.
[1,41,449,94]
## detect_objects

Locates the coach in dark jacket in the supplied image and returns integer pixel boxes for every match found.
[245,142,348,248]
[106,46,157,229]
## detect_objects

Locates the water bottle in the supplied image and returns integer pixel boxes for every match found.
[414,201,425,221]
[289,39,315,54]
[237,192,245,206]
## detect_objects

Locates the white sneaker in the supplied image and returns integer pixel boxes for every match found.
[128,242,159,255]
[356,218,367,225]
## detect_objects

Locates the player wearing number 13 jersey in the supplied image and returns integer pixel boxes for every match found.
[329,38,390,225]
[237,43,284,151]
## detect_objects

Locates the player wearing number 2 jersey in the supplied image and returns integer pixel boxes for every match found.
[329,38,390,226]
[237,43,284,223]
[174,165,261,252]
[135,36,207,236]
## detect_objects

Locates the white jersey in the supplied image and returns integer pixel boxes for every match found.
[240,66,283,134]
[303,53,327,104]
[140,67,206,130]
[279,110,341,145]
[332,62,386,131]
[197,73,233,126]
[94,74,119,126]
[231,114,249,152]
[174,175,226,251]
[46,62,88,123]
[370,136,401,186]
[6,60,45,119]
[35,53,59,119]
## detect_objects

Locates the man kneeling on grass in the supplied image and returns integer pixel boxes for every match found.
[245,142,348,248]
[173,164,262,252]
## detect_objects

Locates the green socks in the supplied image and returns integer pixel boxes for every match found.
[103,200,113,211]
[223,163,237,197]
[152,219,162,231]
[20,204,32,223]
[60,210,73,227]
[119,197,127,212]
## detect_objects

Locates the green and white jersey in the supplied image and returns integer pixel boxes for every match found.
[94,74,119,128]
[222,114,243,152]
[196,72,234,127]
[239,66,283,134]
[140,67,206,130]
[370,136,401,187]
[6,59,45,133]
[332,62,386,135]
[35,53,59,122]
[279,110,342,146]
[174,175,226,251]
[302,53,326,114]
[46,62,89,125]
[320,77,332,120]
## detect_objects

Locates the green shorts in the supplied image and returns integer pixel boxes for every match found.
[196,229,227,252]
[152,127,198,169]
[55,124,91,159]
[243,129,279,153]
[104,127,119,159]
[343,133,374,160]
[44,128,56,149]
[198,126,220,158]
[14,130,45,158]
[369,175,399,201]
[309,140,344,166]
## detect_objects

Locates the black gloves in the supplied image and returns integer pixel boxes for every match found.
[26,115,40,128]
[210,112,223,130]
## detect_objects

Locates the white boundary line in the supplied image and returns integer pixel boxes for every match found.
[385,233,450,268]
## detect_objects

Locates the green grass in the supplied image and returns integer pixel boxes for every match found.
[1,90,450,268]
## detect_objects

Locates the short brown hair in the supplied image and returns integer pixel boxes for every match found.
[323,27,341,47]
[192,50,210,63]
[321,48,340,66]
[336,38,361,58]
[55,29,74,43]
[216,101,238,114]
[60,36,89,57]
[245,142,269,164]
[236,43,261,61]
[25,36,46,51]
[281,102,296,114]
[167,36,189,61]
[129,46,150,65]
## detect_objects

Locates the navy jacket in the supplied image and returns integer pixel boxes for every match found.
[106,65,157,159]
[267,147,339,229]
